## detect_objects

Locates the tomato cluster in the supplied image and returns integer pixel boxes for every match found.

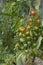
[14,10,42,51]
[29,10,41,25]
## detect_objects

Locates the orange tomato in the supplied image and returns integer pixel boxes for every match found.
[27,25,31,30]
[31,10,36,16]
[19,27,25,32]
[29,18,33,23]
[37,19,41,24]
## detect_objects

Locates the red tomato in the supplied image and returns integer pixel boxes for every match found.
[31,10,36,16]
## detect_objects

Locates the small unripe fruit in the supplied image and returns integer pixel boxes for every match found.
[27,25,31,30]
[26,31,30,36]
[28,41,31,45]
[34,26,38,30]
[15,43,19,48]
[19,32,22,36]
[20,38,25,42]
[33,43,37,47]
[25,50,28,53]
[26,36,31,40]
[24,44,27,47]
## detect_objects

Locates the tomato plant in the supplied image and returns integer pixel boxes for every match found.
[0,0,43,65]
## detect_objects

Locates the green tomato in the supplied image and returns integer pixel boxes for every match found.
[28,41,31,45]
[15,43,20,48]
[19,32,22,36]
[26,36,31,40]
[14,43,20,50]
[25,50,28,53]
[21,46,24,50]
[22,34,25,37]
[24,44,27,47]
[33,43,37,47]
[20,38,25,42]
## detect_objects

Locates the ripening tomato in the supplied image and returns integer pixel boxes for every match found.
[19,27,25,32]
[31,10,36,16]
[37,19,41,24]
[29,18,33,23]
[27,25,31,30]
[25,31,30,36]
[34,26,38,30]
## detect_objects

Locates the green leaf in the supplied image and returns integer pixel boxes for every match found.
[35,0,40,10]
[37,36,42,49]
[16,51,26,65]
[13,18,25,31]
